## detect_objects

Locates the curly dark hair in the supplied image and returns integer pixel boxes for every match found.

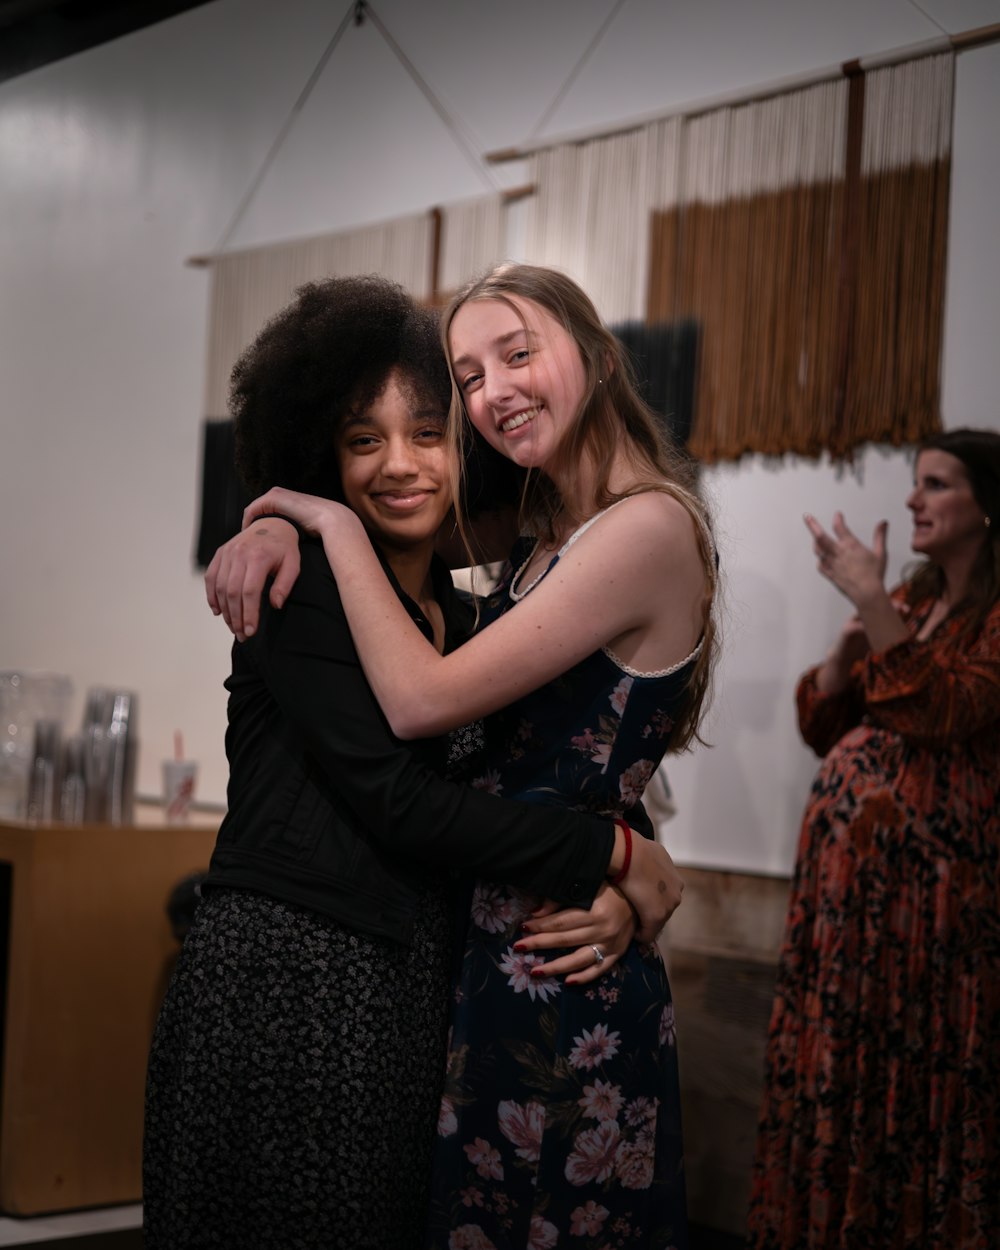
[231,275,451,499]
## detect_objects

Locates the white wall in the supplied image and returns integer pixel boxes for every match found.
[2,0,998,871]
[666,37,1000,873]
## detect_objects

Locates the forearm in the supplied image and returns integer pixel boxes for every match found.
[317,510,455,735]
[258,548,619,904]
[609,823,684,943]
[315,492,690,739]
[814,623,867,696]
[861,609,1000,744]
[796,667,864,757]
[853,587,909,654]
[814,653,856,696]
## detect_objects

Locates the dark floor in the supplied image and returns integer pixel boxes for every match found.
[19,1236,141,1250]
[7,1227,745,1249]
[692,1223,745,1250]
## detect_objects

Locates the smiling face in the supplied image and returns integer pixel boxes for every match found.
[447,295,589,473]
[337,368,453,557]
[907,448,988,565]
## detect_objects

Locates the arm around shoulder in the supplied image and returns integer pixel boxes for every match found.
[353,491,711,740]
[251,544,617,904]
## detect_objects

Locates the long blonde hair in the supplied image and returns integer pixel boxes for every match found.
[443,262,719,751]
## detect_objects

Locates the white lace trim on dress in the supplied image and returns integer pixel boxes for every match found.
[602,636,703,679]
[509,499,632,602]
[508,498,704,678]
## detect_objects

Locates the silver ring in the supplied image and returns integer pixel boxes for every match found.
[591,944,605,965]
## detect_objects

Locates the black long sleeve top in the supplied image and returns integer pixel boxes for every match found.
[203,539,616,945]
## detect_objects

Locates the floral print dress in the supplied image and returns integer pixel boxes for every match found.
[427,510,699,1250]
[748,595,1000,1249]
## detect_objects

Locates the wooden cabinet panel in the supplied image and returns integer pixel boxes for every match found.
[0,821,217,1216]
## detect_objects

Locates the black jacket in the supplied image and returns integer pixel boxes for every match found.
[203,539,615,945]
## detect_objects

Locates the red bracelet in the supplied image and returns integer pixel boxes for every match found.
[609,818,633,886]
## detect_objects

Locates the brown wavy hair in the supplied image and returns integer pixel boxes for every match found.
[904,426,1000,637]
[442,262,720,752]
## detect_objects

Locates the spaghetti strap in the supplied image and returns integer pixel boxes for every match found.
[556,497,632,555]
[511,499,636,600]
[511,489,715,602]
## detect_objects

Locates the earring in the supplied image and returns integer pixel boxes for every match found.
[986,516,992,528]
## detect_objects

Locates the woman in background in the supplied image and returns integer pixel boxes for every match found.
[748,427,1000,1249]
[215,263,720,1248]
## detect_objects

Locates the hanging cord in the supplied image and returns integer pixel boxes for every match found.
[211,1,358,253]
[361,1,500,193]
[902,0,949,37]
[526,0,628,142]
[211,0,497,256]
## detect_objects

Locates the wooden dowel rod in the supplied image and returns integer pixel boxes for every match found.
[485,23,997,164]
[501,183,535,204]
[949,22,1000,52]
[429,205,443,303]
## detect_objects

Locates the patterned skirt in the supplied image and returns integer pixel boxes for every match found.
[747,729,1000,1249]
[426,883,688,1250]
[143,885,453,1250]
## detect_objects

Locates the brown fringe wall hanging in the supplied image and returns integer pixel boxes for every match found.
[517,53,953,464]
[838,56,953,455]
[648,54,952,463]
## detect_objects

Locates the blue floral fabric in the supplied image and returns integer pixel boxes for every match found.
[427,533,696,1250]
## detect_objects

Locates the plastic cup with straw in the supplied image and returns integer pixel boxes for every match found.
[163,731,197,824]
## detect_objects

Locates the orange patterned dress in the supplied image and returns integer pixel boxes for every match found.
[748,595,1000,1250]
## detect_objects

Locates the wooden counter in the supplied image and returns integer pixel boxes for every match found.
[0,820,218,1215]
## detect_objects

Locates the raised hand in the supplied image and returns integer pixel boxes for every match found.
[804,511,888,610]
[804,511,909,655]
[205,517,301,640]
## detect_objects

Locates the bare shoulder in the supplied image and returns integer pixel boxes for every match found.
[624,487,703,532]
[582,490,706,567]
